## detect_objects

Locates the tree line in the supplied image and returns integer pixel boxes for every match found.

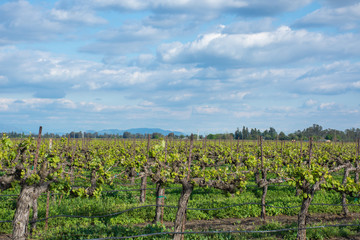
[235,124,360,141]
[2,124,360,141]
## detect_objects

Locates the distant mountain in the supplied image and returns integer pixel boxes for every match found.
[97,129,124,135]
[85,128,184,136]
[125,128,183,136]
[1,126,184,136]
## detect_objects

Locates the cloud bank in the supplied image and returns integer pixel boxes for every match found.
[0,0,359,133]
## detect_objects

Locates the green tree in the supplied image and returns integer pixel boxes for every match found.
[278,131,287,140]
[123,131,131,138]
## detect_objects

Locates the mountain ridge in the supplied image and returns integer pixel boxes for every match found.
[86,128,184,136]
[0,125,185,136]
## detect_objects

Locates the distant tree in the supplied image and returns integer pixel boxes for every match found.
[134,133,142,139]
[250,128,260,140]
[123,131,131,139]
[152,132,163,139]
[325,134,333,140]
[303,124,323,140]
[278,131,287,140]
[206,134,215,140]
[227,133,234,140]
[269,127,277,140]
[345,128,360,141]
[287,133,297,140]
[242,126,249,139]
[234,128,243,140]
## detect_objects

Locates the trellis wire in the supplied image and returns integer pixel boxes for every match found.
[0,183,295,198]
[0,187,179,198]
[1,202,359,224]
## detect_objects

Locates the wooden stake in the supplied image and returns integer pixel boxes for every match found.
[32,126,42,173]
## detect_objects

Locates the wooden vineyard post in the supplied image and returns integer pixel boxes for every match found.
[32,126,43,173]
[236,137,240,153]
[308,137,313,167]
[187,134,194,182]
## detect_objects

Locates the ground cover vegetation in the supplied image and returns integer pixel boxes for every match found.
[0,127,360,240]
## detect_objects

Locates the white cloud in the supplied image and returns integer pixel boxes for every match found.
[139,100,154,107]
[77,0,310,15]
[266,106,293,112]
[322,0,359,7]
[0,98,12,111]
[0,98,79,112]
[169,94,192,102]
[0,47,159,96]
[223,18,274,34]
[0,97,137,114]
[50,8,107,25]
[88,0,148,11]
[81,23,169,55]
[157,26,360,67]
[1,0,359,133]
[304,99,317,107]
[294,3,360,30]
[194,105,221,114]
[0,1,66,43]
[57,99,77,109]
[215,91,250,101]
[294,61,360,94]
[234,111,263,118]
[150,0,248,9]
[319,102,336,110]
[353,81,360,88]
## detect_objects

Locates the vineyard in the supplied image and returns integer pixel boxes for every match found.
[1,127,360,240]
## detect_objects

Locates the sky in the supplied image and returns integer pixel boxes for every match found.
[0,0,360,134]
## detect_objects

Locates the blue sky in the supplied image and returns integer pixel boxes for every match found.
[0,0,360,134]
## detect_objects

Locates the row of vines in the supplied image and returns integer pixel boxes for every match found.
[0,127,360,240]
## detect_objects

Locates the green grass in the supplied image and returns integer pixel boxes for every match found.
[0,178,359,239]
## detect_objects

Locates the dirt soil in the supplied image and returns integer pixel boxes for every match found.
[1,213,359,239]
[135,212,360,239]
[0,235,10,240]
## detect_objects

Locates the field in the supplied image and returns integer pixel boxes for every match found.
[0,135,360,239]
